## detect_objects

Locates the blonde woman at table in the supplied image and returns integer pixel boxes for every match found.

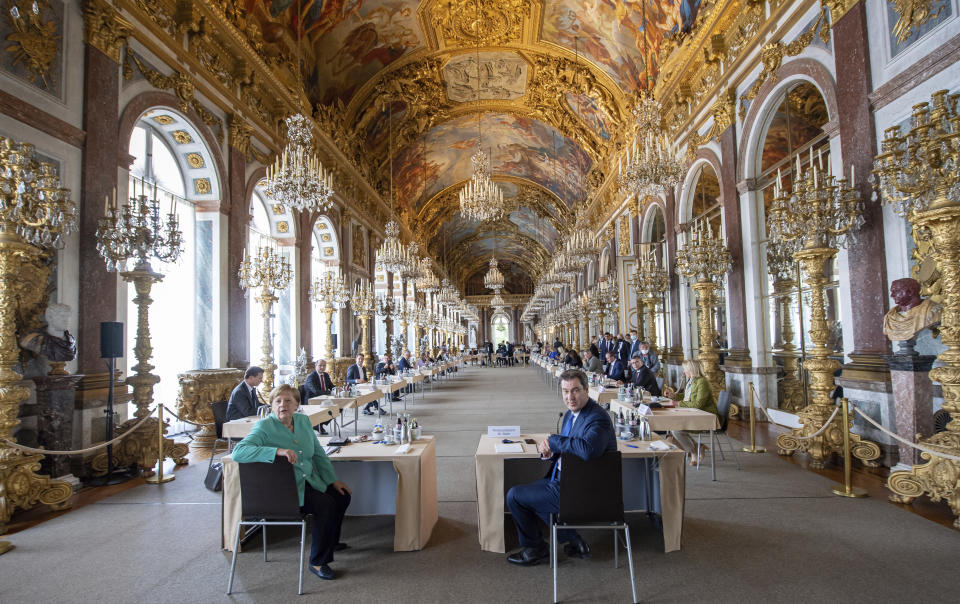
[662,360,719,465]
[232,384,352,581]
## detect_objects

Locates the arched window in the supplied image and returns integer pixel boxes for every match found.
[126,116,217,427]
[492,313,510,347]
[247,186,296,375]
[754,81,835,409]
[684,163,725,355]
[310,219,341,360]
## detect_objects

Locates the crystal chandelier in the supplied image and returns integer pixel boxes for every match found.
[566,210,602,264]
[400,240,421,280]
[417,257,440,292]
[618,94,685,197]
[490,291,506,310]
[264,114,335,213]
[0,137,77,249]
[483,255,505,291]
[376,220,407,273]
[438,278,459,306]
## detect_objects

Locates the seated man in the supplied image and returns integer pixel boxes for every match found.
[375,352,402,402]
[628,354,661,397]
[604,351,627,384]
[346,353,383,416]
[397,350,414,395]
[637,342,661,375]
[226,366,264,421]
[582,348,602,374]
[303,359,336,434]
[506,369,617,565]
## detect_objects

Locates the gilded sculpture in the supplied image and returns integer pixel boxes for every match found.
[175,368,243,450]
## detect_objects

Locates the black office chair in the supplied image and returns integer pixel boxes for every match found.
[208,401,229,472]
[227,460,309,596]
[714,391,742,470]
[549,451,637,604]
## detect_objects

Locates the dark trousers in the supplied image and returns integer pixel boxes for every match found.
[506,478,578,548]
[301,483,351,566]
[363,401,380,412]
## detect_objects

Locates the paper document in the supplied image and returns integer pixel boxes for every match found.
[648,440,674,451]
[495,443,524,454]
[394,444,412,454]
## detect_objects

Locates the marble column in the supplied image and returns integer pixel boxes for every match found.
[31,375,83,479]
[226,147,249,368]
[834,1,891,380]
[664,188,683,364]
[887,354,936,467]
[718,126,751,368]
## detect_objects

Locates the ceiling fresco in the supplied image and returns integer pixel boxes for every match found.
[392,112,592,212]
[246,1,706,290]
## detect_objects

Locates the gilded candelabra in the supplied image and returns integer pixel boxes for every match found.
[376,294,398,349]
[767,238,805,412]
[630,248,668,352]
[873,90,960,525]
[309,267,348,365]
[239,245,291,392]
[95,179,189,483]
[0,136,75,545]
[351,281,375,374]
[676,219,730,393]
[767,152,880,468]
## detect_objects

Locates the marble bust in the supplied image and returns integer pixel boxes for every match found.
[882,278,941,351]
[20,303,77,368]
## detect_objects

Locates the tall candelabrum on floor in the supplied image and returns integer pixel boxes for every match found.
[631,248,668,353]
[309,268,348,365]
[351,282,376,374]
[0,137,76,546]
[873,90,960,525]
[376,294,397,354]
[95,180,189,483]
[767,238,805,412]
[239,245,291,392]
[767,150,880,469]
[676,219,730,394]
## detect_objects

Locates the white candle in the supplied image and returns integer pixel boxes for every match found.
[851,164,855,187]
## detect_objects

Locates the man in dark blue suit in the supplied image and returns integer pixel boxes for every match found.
[303,359,335,434]
[226,366,264,421]
[616,334,631,364]
[506,369,617,565]
[628,329,641,359]
[346,353,383,416]
[604,351,627,384]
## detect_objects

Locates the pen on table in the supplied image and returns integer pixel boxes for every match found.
[625,444,639,448]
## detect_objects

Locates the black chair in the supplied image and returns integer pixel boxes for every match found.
[227,460,309,596]
[695,391,742,475]
[550,451,637,604]
[208,401,229,472]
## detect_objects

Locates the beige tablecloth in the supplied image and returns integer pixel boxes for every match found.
[222,405,339,439]
[475,434,685,553]
[588,386,619,404]
[610,400,720,431]
[222,436,438,552]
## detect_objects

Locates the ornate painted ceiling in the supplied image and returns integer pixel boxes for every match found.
[245,0,703,291]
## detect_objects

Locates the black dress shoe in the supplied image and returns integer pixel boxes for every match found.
[319,426,328,435]
[563,538,591,559]
[506,544,549,566]
[309,564,335,580]
[362,409,374,416]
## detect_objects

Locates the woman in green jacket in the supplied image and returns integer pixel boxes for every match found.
[232,384,352,581]
[665,359,719,465]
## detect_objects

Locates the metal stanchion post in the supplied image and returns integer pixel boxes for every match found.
[145,404,175,484]
[743,382,766,453]
[831,398,867,498]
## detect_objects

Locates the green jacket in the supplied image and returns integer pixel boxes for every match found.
[674,376,719,418]
[232,413,338,506]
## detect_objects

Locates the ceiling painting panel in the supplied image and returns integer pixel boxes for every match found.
[443,52,529,102]
[307,0,425,105]
[540,0,702,92]
[392,112,592,212]
[564,91,614,140]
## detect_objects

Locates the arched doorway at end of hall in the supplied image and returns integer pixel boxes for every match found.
[491,311,512,347]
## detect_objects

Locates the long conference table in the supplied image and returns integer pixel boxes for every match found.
[475,434,686,553]
[221,435,438,552]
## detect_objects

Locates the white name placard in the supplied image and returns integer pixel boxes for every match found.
[487,426,521,437]
[636,403,653,416]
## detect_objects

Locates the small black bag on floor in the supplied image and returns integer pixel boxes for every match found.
[204,461,223,491]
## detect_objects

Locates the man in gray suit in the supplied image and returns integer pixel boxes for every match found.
[637,342,661,374]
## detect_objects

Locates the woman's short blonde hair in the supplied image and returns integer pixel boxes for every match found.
[681,359,704,379]
[269,383,301,405]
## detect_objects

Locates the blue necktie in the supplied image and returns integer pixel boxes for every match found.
[551,414,572,482]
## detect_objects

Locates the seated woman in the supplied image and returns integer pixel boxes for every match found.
[664,360,719,466]
[563,347,583,368]
[232,384,352,581]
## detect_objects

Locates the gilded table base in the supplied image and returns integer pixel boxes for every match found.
[776,403,881,469]
[0,449,73,534]
[887,430,960,529]
[91,417,189,476]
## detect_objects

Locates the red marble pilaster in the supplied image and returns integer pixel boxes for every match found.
[78,44,119,374]
[887,354,935,466]
[226,147,249,368]
[834,2,891,377]
[719,125,751,364]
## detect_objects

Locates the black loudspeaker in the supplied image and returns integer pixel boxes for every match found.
[100,322,124,359]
